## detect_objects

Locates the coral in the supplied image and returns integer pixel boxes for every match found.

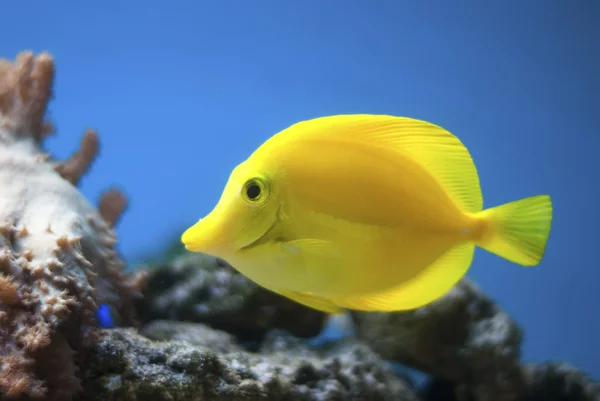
[0,51,143,400]
[350,278,524,401]
[134,252,328,342]
[76,323,419,401]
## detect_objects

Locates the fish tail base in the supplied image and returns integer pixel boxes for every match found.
[476,195,553,266]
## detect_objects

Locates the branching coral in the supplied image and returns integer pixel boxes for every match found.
[0,51,145,400]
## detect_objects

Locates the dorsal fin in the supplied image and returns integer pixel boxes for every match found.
[271,114,483,213]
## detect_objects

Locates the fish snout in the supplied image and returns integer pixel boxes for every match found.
[181,224,202,252]
[181,218,219,253]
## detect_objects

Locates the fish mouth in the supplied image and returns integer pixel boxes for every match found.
[181,225,206,252]
[180,214,226,254]
[183,243,200,252]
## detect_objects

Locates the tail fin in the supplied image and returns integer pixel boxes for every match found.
[476,195,553,266]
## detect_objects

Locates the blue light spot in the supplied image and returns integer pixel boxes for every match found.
[96,304,115,328]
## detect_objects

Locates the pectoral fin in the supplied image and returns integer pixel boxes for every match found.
[275,289,345,314]
[280,239,342,259]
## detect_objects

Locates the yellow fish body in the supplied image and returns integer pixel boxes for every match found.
[181,114,553,314]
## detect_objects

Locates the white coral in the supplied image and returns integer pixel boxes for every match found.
[0,51,144,400]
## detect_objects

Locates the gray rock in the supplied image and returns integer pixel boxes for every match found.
[140,320,244,354]
[350,278,524,401]
[134,252,328,342]
[418,362,600,401]
[521,362,600,401]
[76,324,419,401]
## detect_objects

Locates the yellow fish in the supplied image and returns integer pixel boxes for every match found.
[181,114,553,314]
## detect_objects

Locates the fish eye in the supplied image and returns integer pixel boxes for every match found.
[246,183,261,200]
[242,177,269,203]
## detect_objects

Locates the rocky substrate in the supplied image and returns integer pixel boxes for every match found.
[76,322,418,401]
[73,319,600,401]
[113,251,598,401]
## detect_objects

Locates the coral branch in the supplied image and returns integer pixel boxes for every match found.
[0,51,54,143]
[98,188,127,227]
[53,129,99,185]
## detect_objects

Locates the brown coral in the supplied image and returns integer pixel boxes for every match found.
[53,129,99,186]
[0,51,143,400]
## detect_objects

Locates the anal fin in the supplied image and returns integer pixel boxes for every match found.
[275,289,345,314]
[331,241,475,312]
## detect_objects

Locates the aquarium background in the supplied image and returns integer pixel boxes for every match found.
[1,0,597,379]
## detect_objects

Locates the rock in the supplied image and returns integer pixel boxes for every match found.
[350,278,524,401]
[76,323,419,401]
[140,320,243,354]
[134,252,328,342]
[418,362,600,401]
[521,362,600,401]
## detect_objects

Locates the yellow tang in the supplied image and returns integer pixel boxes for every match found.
[181,114,553,314]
